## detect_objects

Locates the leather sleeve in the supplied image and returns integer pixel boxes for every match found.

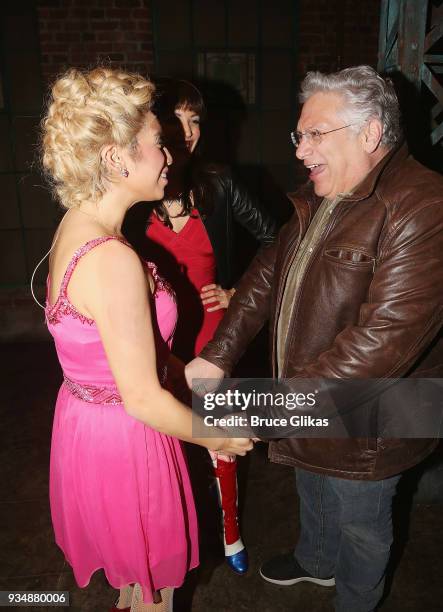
[220,168,278,245]
[296,201,443,379]
[199,239,279,374]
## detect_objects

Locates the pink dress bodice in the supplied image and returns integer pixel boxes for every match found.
[46,236,177,390]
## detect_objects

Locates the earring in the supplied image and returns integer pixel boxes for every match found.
[120,167,129,177]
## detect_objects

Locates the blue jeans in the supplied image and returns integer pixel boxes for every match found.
[294,468,401,612]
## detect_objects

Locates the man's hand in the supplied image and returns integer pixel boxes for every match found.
[216,437,254,457]
[185,356,225,396]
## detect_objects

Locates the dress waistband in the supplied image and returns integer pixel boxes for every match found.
[63,365,168,405]
[63,376,123,405]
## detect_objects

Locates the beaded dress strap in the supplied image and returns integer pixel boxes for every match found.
[59,236,130,299]
[46,236,131,325]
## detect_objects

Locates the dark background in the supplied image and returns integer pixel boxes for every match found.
[0,0,380,339]
[1,2,443,611]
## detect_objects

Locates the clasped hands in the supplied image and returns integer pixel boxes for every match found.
[184,356,256,458]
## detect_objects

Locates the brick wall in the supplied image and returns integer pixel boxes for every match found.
[36,0,380,89]
[37,0,155,85]
[296,0,380,77]
[292,0,381,184]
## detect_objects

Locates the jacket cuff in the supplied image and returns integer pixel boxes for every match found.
[199,340,234,376]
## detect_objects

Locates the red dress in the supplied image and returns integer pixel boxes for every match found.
[146,209,224,362]
[147,210,244,556]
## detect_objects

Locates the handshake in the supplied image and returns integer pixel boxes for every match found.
[175,355,256,458]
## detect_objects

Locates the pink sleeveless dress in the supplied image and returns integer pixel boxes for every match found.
[45,236,198,604]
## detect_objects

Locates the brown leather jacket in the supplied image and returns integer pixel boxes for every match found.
[200,143,443,480]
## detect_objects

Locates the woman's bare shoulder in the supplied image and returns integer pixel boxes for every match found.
[51,224,141,295]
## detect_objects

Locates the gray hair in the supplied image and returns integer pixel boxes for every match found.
[300,65,402,147]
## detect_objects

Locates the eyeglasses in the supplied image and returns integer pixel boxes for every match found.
[290,124,359,148]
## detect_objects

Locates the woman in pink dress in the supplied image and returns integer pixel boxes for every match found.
[39,67,252,612]
[136,79,277,575]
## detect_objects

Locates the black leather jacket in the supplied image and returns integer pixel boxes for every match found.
[196,165,277,286]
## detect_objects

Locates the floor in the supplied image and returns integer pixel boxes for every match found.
[1,341,442,612]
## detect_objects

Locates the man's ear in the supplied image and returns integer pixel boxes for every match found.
[362,119,383,153]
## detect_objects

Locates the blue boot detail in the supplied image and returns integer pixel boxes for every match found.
[226,548,249,574]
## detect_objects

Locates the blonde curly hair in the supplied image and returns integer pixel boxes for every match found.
[41,67,155,208]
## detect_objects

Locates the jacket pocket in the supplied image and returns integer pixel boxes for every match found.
[324,246,376,271]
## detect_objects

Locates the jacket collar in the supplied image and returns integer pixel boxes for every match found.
[341,140,408,202]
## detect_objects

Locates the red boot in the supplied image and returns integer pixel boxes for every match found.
[213,456,248,574]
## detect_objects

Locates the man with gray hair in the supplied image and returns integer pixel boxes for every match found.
[186,65,443,611]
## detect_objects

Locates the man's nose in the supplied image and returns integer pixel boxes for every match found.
[295,135,312,160]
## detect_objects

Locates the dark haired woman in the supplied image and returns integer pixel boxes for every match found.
[143,78,277,575]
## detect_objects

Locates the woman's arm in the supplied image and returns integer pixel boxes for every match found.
[196,168,278,311]
[80,240,252,456]
[200,284,235,311]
